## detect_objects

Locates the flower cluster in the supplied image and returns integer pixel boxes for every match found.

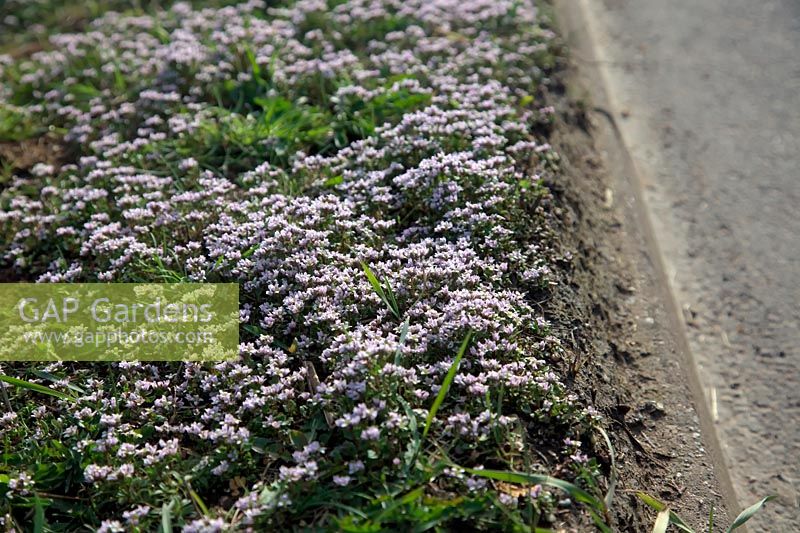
[0,0,600,530]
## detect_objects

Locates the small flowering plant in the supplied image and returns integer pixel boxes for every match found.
[0,0,607,530]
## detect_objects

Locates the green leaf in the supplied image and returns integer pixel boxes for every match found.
[244,46,260,78]
[114,67,126,92]
[70,83,100,98]
[398,396,420,472]
[289,430,308,448]
[324,175,344,187]
[394,317,410,365]
[589,509,614,533]
[636,492,695,533]
[251,436,269,454]
[708,505,714,533]
[33,495,45,533]
[464,467,605,514]
[726,496,776,532]
[707,505,714,533]
[637,492,666,511]
[31,370,85,395]
[384,278,400,318]
[376,486,425,521]
[189,488,210,516]
[422,331,472,440]
[241,243,260,259]
[361,261,386,301]
[243,324,264,337]
[325,501,369,519]
[0,374,74,401]
[360,261,400,319]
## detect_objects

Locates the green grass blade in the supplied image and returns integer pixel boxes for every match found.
[708,505,714,533]
[462,467,604,514]
[589,509,614,533]
[33,495,45,533]
[361,261,386,301]
[189,488,210,516]
[422,331,472,440]
[637,492,665,511]
[652,509,670,533]
[31,370,85,395]
[394,317,410,365]
[375,486,425,521]
[398,396,421,472]
[161,501,174,533]
[726,495,776,532]
[0,374,74,401]
[636,492,695,533]
[361,261,400,318]
[327,501,369,519]
[384,278,400,318]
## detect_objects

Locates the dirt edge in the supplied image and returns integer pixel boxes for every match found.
[548,0,740,528]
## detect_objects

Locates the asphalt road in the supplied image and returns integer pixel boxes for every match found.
[571,0,800,528]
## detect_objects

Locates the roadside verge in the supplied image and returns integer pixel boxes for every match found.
[550,0,741,526]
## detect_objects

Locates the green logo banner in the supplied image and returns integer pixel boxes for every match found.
[0,284,239,361]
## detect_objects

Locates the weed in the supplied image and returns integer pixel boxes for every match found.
[637,491,776,533]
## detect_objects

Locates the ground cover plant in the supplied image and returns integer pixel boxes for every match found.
[0,1,239,52]
[0,0,618,530]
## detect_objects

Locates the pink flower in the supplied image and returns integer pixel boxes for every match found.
[360,427,380,441]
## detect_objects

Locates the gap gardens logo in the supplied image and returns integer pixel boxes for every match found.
[0,284,239,361]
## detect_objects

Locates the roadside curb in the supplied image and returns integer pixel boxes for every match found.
[551,0,742,523]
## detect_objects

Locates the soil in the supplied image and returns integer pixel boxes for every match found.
[0,134,67,173]
[555,0,800,529]
[543,64,734,530]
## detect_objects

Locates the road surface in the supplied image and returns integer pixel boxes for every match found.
[565,0,800,528]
